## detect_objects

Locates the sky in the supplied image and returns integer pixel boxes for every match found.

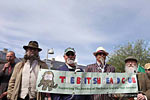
[0,0,150,65]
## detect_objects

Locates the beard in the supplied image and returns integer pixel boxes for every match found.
[125,65,137,73]
[99,57,105,66]
[24,53,39,63]
[67,58,75,65]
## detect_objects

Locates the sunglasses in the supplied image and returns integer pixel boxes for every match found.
[145,69,150,71]
[96,53,106,56]
[66,52,75,56]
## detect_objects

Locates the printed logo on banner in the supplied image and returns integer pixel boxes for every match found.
[38,71,58,91]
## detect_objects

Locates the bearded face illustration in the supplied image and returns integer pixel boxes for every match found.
[38,71,58,91]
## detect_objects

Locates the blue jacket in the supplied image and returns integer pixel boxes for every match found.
[51,64,92,100]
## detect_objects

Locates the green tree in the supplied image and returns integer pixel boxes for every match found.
[107,40,150,72]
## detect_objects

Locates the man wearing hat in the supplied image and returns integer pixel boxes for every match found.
[144,63,150,73]
[115,56,138,100]
[7,41,49,100]
[51,47,91,100]
[124,56,138,73]
[85,47,115,100]
[137,63,150,100]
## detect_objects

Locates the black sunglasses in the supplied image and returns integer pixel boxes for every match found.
[146,69,150,71]
[66,52,75,56]
[96,53,106,56]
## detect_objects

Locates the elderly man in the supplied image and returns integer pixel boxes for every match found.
[124,56,138,73]
[51,47,91,100]
[116,56,138,100]
[85,47,115,100]
[0,51,16,100]
[137,63,150,100]
[7,41,49,100]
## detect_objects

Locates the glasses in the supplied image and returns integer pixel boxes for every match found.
[96,53,106,56]
[66,52,75,56]
[145,69,150,71]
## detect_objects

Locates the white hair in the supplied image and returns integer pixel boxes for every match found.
[125,65,137,73]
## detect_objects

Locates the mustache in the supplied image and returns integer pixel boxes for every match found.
[24,54,39,61]
[67,58,75,65]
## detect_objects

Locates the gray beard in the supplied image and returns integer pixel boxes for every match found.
[24,54,39,63]
[125,65,137,73]
[67,58,75,65]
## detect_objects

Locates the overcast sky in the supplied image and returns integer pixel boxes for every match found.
[0,0,150,65]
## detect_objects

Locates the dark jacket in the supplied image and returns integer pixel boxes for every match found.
[51,64,92,100]
[0,62,16,99]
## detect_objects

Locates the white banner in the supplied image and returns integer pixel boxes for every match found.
[36,69,138,94]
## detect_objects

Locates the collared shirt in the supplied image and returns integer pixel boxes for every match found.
[20,60,40,99]
[96,61,106,73]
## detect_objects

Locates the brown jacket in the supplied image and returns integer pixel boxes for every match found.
[85,63,115,73]
[85,63,115,100]
[7,59,48,100]
[138,73,150,100]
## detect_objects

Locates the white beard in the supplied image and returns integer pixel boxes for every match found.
[67,58,75,65]
[125,65,137,73]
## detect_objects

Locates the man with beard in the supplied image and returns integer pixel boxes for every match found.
[124,56,138,74]
[137,63,150,100]
[0,51,16,100]
[85,47,115,100]
[7,41,49,100]
[117,56,138,100]
[51,47,91,100]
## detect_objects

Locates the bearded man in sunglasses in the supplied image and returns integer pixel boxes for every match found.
[85,47,115,100]
[51,47,91,100]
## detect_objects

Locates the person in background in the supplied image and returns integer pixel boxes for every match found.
[137,63,150,100]
[144,63,150,73]
[0,51,16,100]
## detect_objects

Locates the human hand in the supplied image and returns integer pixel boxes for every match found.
[0,92,7,99]
[2,62,10,71]
[137,94,146,100]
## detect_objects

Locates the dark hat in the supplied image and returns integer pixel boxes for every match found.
[64,47,76,54]
[23,41,42,52]
[125,56,138,63]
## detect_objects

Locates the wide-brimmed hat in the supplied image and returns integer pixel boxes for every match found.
[93,47,109,56]
[144,63,150,70]
[64,47,76,55]
[23,41,42,52]
[125,56,138,63]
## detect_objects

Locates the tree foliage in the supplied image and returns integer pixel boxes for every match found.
[107,40,150,72]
